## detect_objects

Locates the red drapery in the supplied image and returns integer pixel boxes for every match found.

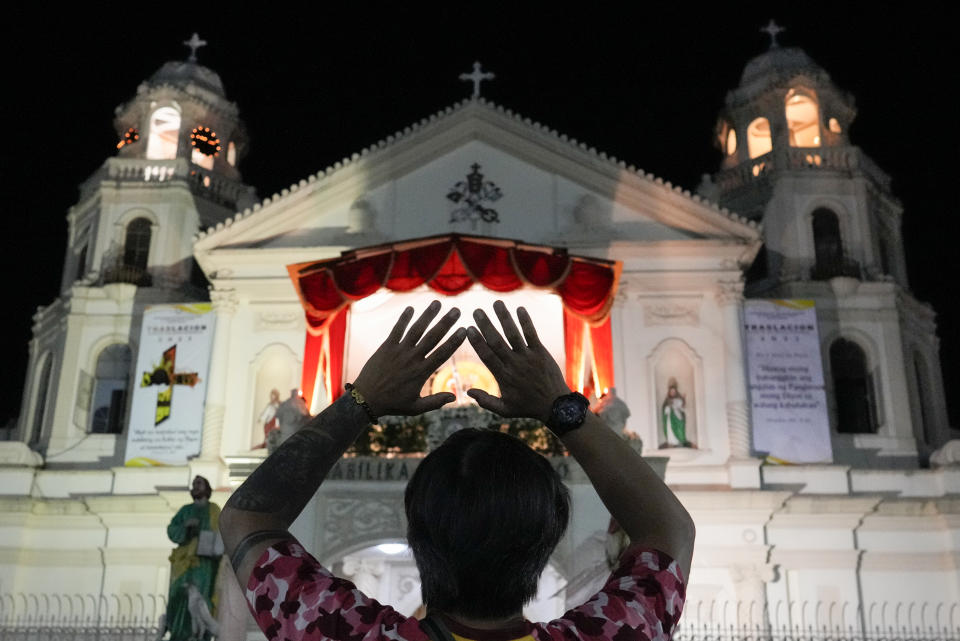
[288,234,621,409]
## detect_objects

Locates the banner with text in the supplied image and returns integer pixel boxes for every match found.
[745,300,832,463]
[124,304,215,466]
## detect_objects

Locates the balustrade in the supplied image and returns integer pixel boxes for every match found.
[101,263,152,287]
[715,146,892,193]
[93,158,249,208]
[810,256,862,281]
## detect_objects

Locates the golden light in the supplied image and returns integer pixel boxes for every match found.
[785,89,821,147]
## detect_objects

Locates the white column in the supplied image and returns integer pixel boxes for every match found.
[199,289,238,462]
[717,282,752,459]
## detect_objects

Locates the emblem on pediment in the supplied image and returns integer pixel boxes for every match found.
[447,163,502,226]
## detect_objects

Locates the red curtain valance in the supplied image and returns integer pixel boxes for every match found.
[289,234,621,333]
[287,234,621,409]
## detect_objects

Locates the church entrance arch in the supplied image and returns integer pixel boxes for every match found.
[311,472,569,621]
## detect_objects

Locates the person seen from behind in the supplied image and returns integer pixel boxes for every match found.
[220,300,695,641]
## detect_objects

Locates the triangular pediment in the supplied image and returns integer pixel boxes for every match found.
[195,100,758,262]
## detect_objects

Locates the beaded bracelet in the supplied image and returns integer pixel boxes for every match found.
[344,383,379,423]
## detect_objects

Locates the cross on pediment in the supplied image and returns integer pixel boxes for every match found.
[761,20,785,49]
[183,32,208,63]
[459,61,495,99]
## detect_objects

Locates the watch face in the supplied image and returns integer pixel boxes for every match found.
[190,126,222,157]
[551,393,589,432]
[557,399,585,423]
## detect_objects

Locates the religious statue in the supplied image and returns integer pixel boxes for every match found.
[930,440,960,468]
[163,475,222,641]
[593,387,631,434]
[266,389,311,453]
[661,378,693,448]
[254,388,281,449]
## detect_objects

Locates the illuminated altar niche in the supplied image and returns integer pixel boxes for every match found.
[344,287,565,407]
[288,235,620,415]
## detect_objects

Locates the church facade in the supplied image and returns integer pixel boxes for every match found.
[2,34,958,638]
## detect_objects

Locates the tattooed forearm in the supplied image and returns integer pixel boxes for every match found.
[230,529,293,573]
[224,394,370,526]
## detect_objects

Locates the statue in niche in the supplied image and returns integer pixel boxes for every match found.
[266,389,311,454]
[254,388,281,449]
[660,378,694,448]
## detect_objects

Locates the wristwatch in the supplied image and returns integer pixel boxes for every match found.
[546,392,591,436]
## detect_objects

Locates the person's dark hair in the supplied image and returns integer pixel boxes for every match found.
[405,428,570,619]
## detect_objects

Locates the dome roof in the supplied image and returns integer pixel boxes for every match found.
[739,46,826,88]
[148,61,226,96]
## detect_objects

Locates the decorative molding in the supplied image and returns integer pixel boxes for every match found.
[715,280,745,306]
[208,288,239,314]
[729,561,777,586]
[321,496,405,554]
[253,311,301,332]
[644,302,700,327]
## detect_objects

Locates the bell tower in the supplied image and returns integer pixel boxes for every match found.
[702,23,950,466]
[13,35,256,465]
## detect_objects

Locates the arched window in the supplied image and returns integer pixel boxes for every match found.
[913,352,934,445]
[747,117,772,158]
[227,141,237,166]
[785,90,821,147]
[830,338,878,434]
[75,243,88,282]
[145,107,181,160]
[811,208,845,279]
[89,344,132,434]
[30,355,53,444]
[123,218,152,270]
[725,128,737,156]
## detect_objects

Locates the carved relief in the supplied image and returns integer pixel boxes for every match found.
[209,288,239,314]
[715,280,745,306]
[572,194,611,229]
[348,198,378,233]
[253,311,301,332]
[322,497,405,551]
[644,302,700,327]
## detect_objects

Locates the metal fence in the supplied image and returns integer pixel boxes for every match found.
[676,599,960,641]
[0,593,164,641]
[3,594,960,641]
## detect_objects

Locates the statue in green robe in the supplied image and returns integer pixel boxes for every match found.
[661,379,692,448]
[164,475,222,640]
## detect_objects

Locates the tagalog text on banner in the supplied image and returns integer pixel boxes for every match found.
[744,299,832,463]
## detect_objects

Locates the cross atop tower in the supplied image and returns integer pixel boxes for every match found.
[459,61,495,100]
[760,20,786,49]
[183,32,208,63]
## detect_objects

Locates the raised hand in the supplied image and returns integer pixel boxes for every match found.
[352,301,466,418]
[466,300,570,424]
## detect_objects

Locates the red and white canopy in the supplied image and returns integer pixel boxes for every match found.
[287,234,622,409]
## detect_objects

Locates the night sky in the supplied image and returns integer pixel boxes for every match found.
[2,6,957,429]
